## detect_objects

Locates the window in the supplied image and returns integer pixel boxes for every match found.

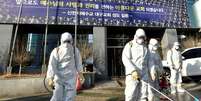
[26,33,43,67]
[182,48,201,59]
[26,33,60,67]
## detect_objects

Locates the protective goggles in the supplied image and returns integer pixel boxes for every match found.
[63,40,72,44]
[137,36,146,40]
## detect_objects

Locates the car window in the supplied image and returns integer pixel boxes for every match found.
[182,48,201,59]
[197,48,201,57]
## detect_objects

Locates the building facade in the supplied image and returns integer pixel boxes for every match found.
[0,0,200,79]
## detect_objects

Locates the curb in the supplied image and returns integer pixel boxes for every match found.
[0,77,48,99]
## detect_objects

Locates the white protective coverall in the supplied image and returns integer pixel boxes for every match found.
[147,39,163,101]
[46,32,83,101]
[167,42,184,94]
[122,28,149,101]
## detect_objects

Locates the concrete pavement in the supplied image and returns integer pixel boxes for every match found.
[1,81,201,101]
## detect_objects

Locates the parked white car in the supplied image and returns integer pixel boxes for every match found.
[162,47,201,77]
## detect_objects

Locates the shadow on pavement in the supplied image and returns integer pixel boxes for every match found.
[3,94,51,101]
[170,93,195,101]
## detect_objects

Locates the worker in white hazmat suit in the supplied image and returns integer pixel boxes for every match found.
[122,28,149,101]
[167,42,184,94]
[46,32,85,101]
[147,38,163,101]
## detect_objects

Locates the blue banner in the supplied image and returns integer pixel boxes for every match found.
[0,0,190,27]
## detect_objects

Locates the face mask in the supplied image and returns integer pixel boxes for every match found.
[175,46,180,50]
[136,39,144,44]
[152,46,158,51]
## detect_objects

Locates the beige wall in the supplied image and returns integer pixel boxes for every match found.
[93,27,108,80]
[0,24,13,73]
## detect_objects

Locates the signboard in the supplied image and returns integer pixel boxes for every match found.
[0,0,190,28]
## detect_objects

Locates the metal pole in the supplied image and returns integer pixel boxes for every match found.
[74,0,78,71]
[141,80,174,101]
[42,0,50,74]
[7,2,23,75]
[74,1,78,48]
[183,88,199,101]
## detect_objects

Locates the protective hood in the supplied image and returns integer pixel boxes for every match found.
[149,38,159,51]
[173,42,180,46]
[133,28,146,45]
[60,32,73,45]
[172,42,180,50]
